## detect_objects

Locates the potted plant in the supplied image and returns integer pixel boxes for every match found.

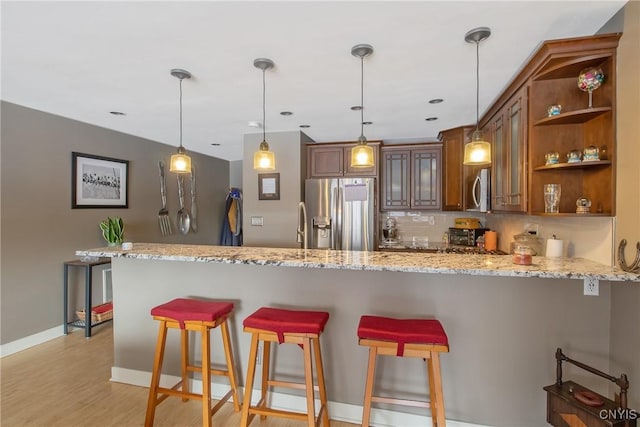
[99,216,124,246]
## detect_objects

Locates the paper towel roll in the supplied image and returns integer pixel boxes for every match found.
[546,239,563,258]
[484,231,497,251]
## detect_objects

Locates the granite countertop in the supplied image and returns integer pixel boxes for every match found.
[76,243,640,282]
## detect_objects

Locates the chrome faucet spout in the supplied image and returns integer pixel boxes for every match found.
[297,202,308,249]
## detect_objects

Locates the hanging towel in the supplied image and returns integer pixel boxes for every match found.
[220,188,243,246]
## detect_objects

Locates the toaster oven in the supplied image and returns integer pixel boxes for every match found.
[448,227,489,247]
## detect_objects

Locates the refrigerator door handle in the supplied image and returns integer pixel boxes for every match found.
[331,186,338,250]
[336,186,343,250]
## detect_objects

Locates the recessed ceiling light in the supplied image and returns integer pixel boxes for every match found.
[428,99,444,104]
[350,105,362,111]
[248,121,262,128]
[425,117,438,121]
[109,111,125,115]
[299,124,310,128]
[363,121,373,125]
[210,143,220,146]
[280,111,293,116]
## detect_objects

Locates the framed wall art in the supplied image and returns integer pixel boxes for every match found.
[258,173,280,200]
[72,152,129,208]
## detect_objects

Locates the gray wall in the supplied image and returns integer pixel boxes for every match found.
[0,101,230,344]
[241,130,311,248]
[610,1,640,410]
[229,160,243,189]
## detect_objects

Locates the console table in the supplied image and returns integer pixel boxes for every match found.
[63,258,112,337]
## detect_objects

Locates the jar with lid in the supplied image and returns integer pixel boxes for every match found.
[512,245,534,265]
[509,232,544,256]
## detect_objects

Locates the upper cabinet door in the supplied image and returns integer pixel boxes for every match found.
[489,85,528,213]
[505,88,527,212]
[308,146,344,178]
[381,149,410,210]
[307,142,380,178]
[412,147,442,210]
[440,126,473,211]
[381,145,442,211]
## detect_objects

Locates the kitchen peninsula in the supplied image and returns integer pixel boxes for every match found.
[78,244,639,427]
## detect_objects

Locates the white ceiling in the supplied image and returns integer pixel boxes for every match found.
[1,1,626,162]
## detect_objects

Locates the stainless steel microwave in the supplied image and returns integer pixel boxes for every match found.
[465,168,490,212]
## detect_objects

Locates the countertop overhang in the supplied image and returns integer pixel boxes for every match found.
[76,243,640,282]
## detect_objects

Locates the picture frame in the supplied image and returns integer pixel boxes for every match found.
[258,173,280,200]
[72,152,129,208]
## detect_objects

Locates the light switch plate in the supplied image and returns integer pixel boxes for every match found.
[251,216,263,226]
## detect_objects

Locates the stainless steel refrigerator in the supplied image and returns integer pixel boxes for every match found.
[305,178,376,251]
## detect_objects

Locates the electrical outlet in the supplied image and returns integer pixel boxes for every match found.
[583,277,599,296]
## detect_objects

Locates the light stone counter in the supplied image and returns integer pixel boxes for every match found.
[77,242,640,282]
[76,243,639,426]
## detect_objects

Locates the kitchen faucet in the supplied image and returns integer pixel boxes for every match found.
[297,201,308,249]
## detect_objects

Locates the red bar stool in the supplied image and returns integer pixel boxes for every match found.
[240,307,330,427]
[145,298,241,427]
[357,315,449,427]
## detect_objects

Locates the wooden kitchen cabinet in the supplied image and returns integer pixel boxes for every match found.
[307,141,380,178]
[527,34,619,216]
[478,33,619,216]
[381,144,442,211]
[439,126,474,211]
[484,85,528,213]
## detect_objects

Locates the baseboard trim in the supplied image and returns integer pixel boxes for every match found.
[112,367,485,427]
[0,325,64,358]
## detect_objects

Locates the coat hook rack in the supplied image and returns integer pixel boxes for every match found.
[618,239,640,273]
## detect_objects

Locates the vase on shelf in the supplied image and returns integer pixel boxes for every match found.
[577,67,604,109]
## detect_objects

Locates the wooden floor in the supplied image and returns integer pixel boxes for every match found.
[0,324,357,427]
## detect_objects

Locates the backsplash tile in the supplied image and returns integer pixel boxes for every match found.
[379,211,615,266]
[380,211,487,245]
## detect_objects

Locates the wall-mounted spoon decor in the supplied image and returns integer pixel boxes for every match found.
[177,174,191,235]
[190,166,197,232]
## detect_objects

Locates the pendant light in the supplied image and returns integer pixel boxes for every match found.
[253,58,276,171]
[350,44,375,168]
[463,27,492,166]
[169,69,193,173]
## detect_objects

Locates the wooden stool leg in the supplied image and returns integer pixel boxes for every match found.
[313,336,330,426]
[181,328,189,401]
[220,320,241,411]
[302,337,316,427]
[361,346,378,427]
[145,320,168,427]
[428,352,446,427]
[201,325,213,427]
[259,340,271,420]
[240,333,260,427]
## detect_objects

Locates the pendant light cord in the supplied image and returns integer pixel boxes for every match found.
[360,55,365,140]
[179,77,184,149]
[262,69,266,143]
[475,40,480,132]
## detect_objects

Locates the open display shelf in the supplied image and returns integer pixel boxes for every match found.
[533,160,611,171]
[527,34,620,216]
